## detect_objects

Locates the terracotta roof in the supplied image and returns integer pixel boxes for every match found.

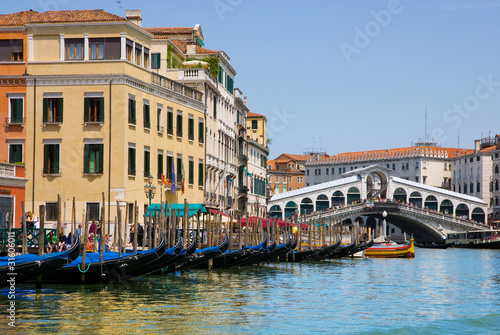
[143,27,194,35]
[0,9,125,26]
[274,153,314,162]
[247,112,265,118]
[306,146,474,165]
[170,40,217,54]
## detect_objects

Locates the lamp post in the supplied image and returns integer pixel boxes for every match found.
[382,210,387,239]
[144,174,156,206]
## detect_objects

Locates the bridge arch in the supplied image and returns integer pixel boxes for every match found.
[331,190,345,206]
[316,194,329,211]
[285,201,297,218]
[393,187,407,202]
[471,207,485,223]
[347,187,361,204]
[269,205,282,219]
[300,198,314,215]
[366,170,389,199]
[439,199,453,215]
[424,195,438,210]
[409,191,422,208]
[456,203,469,219]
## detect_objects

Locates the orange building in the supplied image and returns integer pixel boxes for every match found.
[268,154,317,196]
[0,11,29,228]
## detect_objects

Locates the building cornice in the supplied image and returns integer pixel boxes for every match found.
[25,74,206,112]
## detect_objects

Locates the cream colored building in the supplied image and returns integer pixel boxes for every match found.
[6,9,206,229]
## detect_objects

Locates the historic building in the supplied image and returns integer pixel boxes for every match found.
[305,143,473,190]
[245,110,269,217]
[268,153,316,196]
[0,9,206,227]
[144,14,240,214]
[491,135,500,220]
[0,12,29,228]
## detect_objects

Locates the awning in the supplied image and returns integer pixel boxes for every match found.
[210,209,228,217]
[242,167,252,177]
[145,203,206,218]
[240,216,296,229]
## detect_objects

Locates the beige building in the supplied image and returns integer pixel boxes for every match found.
[2,9,206,228]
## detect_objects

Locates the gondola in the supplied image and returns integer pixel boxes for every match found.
[0,238,81,288]
[167,235,230,273]
[278,247,315,262]
[150,234,199,275]
[345,239,374,257]
[239,238,276,266]
[258,236,293,263]
[40,236,166,284]
[310,236,342,261]
[415,241,454,249]
[331,240,357,258]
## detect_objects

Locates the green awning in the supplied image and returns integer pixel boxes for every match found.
[145,203,206,218]
[242,167,252,177]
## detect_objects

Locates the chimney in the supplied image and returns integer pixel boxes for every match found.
[186,41,196,54]
[244,96,247,106]
[474,139,480,152]
[126,9,142,27]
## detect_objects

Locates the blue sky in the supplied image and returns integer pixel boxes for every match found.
[4,0,500,159]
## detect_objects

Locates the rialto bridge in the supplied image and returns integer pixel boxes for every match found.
[268,165,489,242]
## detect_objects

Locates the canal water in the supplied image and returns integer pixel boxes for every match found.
[1,248,500,334]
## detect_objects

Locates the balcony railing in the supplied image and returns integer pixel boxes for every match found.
[151,72,203,103]
[84,115,104,124]
[6,117,24,126]
[176,68,218,87]
[43,115,63,124]
[157,125,164,133]
[0,164,15,177]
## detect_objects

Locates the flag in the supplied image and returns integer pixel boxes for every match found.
[181,161,185,195]
[161,174,168,185]
[171,161,176,194]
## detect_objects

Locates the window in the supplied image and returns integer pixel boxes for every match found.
[43,97,63,123]
[43,143,60,174]
[176,111,183,137]
[198,118,204,143]
[188,114,194,141]
[65,39,83,60]
[144,147,150,177]
[84,143,103,174]
[339,168,342,174]
[470,183,474,194]
[167,154,173,180]
[177,156,182,184]
[392,163,396,170]
[326,168,329,175]
[167,108,173,135]
[332,168,334,175]
[84,97,104,123]
[477,182,480,193]
[8,143,23,164]
[143,101,150,129]
[213,96,217,119]
[464,184,468,194]
[86,202,100,221]
[8,94,24,124]
[198,160,204,186]
[251,120,258,129]
[45,202,58,221]
[135,45,142,66]
[152,53,160,69]
[477,156,480,162]
[188,157,194,185]
[0,39,23,61]
[422,176,427,184]
[126,39,133,62]
[298,176,303,183]
[128,144,136,176]
[318,169,321,175]
[89,39,104,60]
[128,97,136,125]
[144,48,150,68]
[157,151,163,180]
[157,106,163,133]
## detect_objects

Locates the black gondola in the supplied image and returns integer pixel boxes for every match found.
[258,236,293,263]
[0,238,81,288]
[149,234,198,275]
[310,235,342,261]
[330,240,357,258]
[345,239,374,257]
[415,241,454,249]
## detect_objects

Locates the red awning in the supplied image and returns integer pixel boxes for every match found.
[239,217,306,229]
[210,209,228,217]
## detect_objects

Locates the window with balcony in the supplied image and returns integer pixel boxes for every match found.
[8,94,24,125]
[84,97,104,123]
[88,38,120,60]
[43,97,63,124]
[43,143,60,175]
[0,39,23,61]
[83,143,103,174]
[8,143,22,164]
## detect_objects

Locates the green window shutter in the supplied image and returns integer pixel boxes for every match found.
[198,162,203,186]
[12,99,22,121]
[189,160,194,184]
[99,97,104,121]
[128,99,132,122]
[198,121,204,143]
[53,144,60,173]
[58,98,63,123]
[144,150,150,177]
[84,98,89,122]
[213,96,217,118]
[157,153,163,179]
[189,118,194,140]
[43,145,49,173]
[43,98,48,123]
[131,148,136,175]
[177,157,182,183]
[98,144,104,173]
[84,144,90,173]
[167,156,173,180]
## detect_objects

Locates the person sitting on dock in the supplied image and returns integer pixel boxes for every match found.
[46,232,56,253]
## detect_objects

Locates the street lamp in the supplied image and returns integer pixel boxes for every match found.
[382,210,387,238]
[144,174,156,206]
